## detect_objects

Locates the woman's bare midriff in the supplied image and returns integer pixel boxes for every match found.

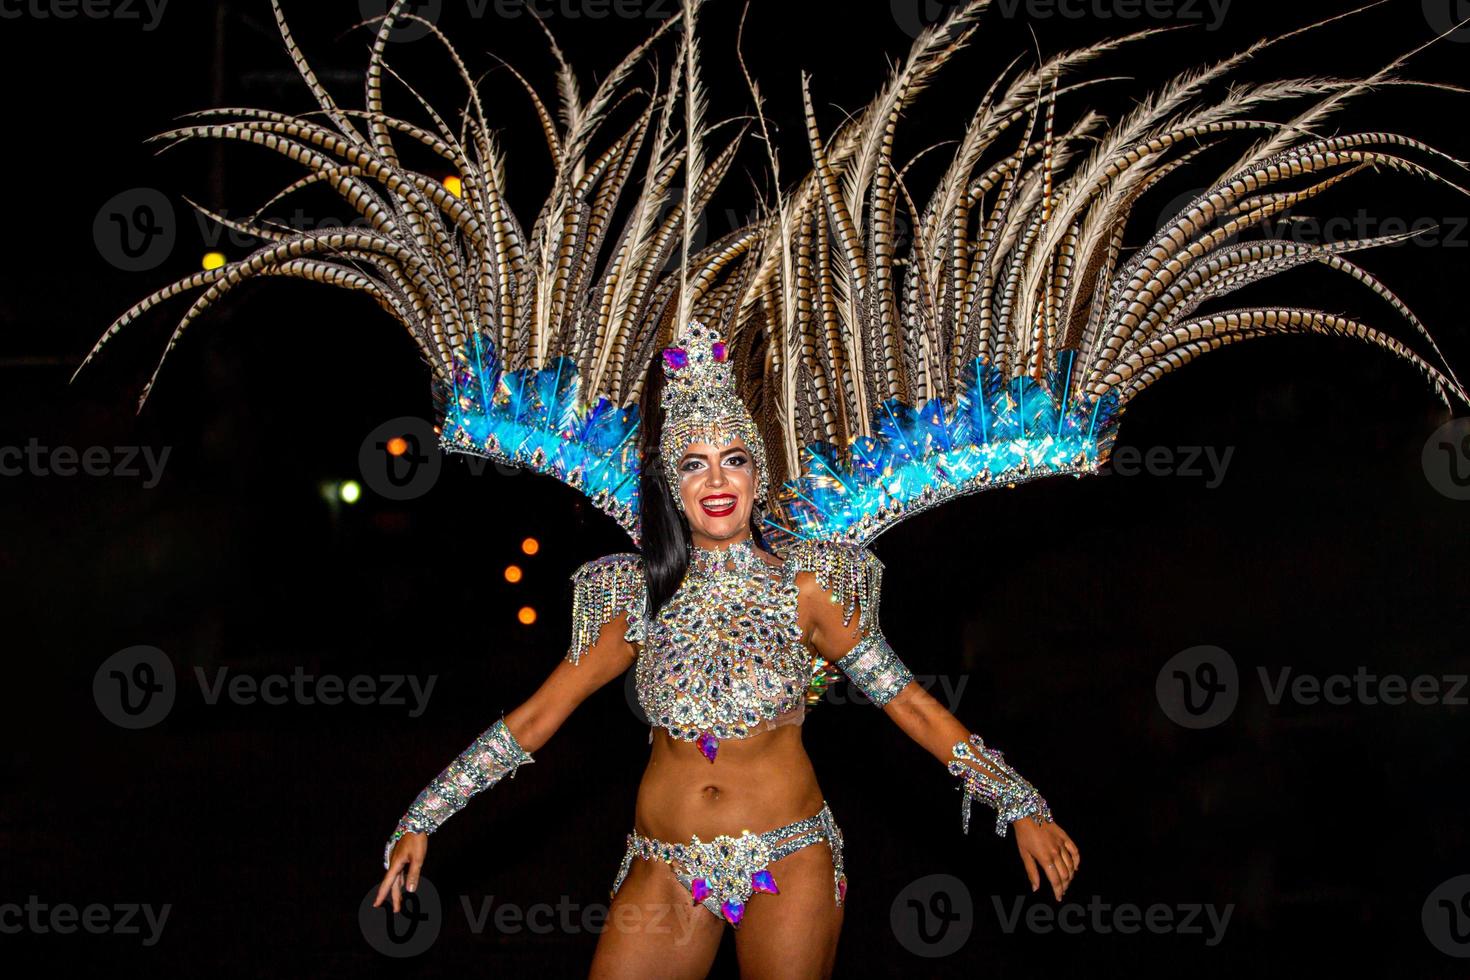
[632,722,826,842]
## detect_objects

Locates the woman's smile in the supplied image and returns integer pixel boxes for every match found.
[699,493,738,518]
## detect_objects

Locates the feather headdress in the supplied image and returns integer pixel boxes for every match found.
[76,0,1469,548]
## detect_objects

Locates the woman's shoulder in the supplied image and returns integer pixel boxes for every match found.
[571,551,645,581]
[780,538,883,576]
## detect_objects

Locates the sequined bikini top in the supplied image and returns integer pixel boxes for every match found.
[565,538,883,760]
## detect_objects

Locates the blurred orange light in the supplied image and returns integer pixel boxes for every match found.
[443,175,464,198]
[517,606,537,625]
[504,565,523,583]
[521,537,540,556]
[385,436,409,457]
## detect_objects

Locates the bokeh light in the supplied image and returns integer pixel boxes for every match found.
[202,251,227,270]
[385,436,408,457]
[521,537,540,555]
[517,606,537,625]
[504,565,523,583]
[443,175,463,198]
[338,480,361,504]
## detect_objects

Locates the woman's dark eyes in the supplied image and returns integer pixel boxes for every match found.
[681,455,746,471]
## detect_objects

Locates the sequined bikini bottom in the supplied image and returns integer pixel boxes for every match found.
[610,802,847,927]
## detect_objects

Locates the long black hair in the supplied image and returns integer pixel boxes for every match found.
[637,353,768,614]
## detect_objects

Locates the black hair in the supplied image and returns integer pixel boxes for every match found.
[637,353,768,614]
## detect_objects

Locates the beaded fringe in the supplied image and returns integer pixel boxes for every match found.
[567,554,648,664]
[784,540,884,635]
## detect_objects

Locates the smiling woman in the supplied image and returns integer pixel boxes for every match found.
[66,0,1470,974]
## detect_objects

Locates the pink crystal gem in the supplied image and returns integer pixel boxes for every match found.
[697,732,718,763]
[750,870,779,895]
[711,341,727,362]
[690,878,711,904]
[663,348,688,370]
[838,876,848,903]
[721,900,745,927]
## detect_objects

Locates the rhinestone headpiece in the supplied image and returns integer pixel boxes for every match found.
[659,322,769,508]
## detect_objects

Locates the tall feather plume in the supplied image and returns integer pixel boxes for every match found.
[76,3,1470,547]
[677,0,711,332]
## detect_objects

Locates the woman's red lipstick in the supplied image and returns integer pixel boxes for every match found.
[699,494,737,518]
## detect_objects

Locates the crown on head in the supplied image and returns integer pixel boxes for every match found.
[659,322,769,508]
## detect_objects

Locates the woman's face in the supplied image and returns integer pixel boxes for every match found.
[676,436,757,546]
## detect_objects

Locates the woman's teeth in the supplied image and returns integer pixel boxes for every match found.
[700,495,737,515]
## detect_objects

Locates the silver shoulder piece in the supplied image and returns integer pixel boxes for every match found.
[785,540,884,637]
[567,553,647,664]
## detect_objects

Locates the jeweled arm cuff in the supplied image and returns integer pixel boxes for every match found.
[947,734,1053,838]
[382,717,534,869]
[836,635,913,707]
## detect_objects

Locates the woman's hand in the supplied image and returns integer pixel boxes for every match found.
[1014,819,1079,901]
[374,832,428,914]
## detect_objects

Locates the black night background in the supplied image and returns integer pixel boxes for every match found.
[1,1,1468,976]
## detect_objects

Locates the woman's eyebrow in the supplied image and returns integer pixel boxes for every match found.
[719,447,747,457]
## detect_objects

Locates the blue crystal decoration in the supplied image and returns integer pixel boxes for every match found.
[764,352,1122,545]
[437,336,1121,547]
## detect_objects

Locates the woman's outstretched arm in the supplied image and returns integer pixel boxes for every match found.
[373,611,637,913]
[797,555,1080,902]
